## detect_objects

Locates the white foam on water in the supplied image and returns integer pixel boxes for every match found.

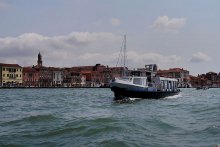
[129,97,141,101]
[165,94,182,99]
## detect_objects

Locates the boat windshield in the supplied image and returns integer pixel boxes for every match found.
[133,77,146,85]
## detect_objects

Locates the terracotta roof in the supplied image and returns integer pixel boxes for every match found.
[71,66,94,70]
[109,67,124,70]
[23,67,38,72]
[0,63,22,68]
[158,68,188,73]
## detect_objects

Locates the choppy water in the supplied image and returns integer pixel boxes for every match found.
[0,88,220,147]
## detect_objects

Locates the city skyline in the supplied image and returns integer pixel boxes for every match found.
[1,0,220,75]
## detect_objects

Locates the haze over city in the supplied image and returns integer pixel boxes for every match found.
[1,0,220,75]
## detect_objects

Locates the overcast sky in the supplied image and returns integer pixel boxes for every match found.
[1,0,220,75]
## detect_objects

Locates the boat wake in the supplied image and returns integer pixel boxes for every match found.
[129,97,142,101]
[114,97,141,103]
[165,94,182,99]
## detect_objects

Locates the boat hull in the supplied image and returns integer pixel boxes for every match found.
[111,86,180,100]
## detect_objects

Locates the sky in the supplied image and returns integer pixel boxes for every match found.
[0,0,220,75]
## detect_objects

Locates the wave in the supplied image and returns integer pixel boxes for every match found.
[114,97,142,104]
[0,143,23,147]
[40,125,88,137]
[4,114,57,125]
[89,117,117,124]
[40,117,121,138]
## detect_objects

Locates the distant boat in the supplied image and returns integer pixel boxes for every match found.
[110,35,180,100]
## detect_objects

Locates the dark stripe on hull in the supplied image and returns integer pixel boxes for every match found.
[111,87,180,100]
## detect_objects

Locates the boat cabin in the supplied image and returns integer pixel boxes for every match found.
[157,77,178,92]
[118,76,178,92]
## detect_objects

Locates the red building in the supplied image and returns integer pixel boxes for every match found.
[189,75,207,88]
[65,64,112,87]
[38,67,54,87]
[109,67,124,78]
[199,72,220,88]
[63,68,85,87]
[23,67,39,87]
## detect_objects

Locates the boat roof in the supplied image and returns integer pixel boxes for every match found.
[159,77,178,81]
[125,76,178,82]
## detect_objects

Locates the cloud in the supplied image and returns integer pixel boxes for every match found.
[0,32,121,66]
[0,32,182,69]
[0,0,8,9]
[190,52,211,63]
[153,16,186,32]
[110,18,121,27]
[127,51,181,66]
[72,51,181,68]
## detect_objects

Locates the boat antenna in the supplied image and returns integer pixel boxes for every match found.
[116,45,123,67]
[123,34,126,76]
[115,34,127,77]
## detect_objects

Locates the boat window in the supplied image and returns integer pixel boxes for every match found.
[120,77,129,81]
[147,76,151,82]
[133,78,142,85]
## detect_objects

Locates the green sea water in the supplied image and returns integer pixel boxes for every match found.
[0,88,220,147]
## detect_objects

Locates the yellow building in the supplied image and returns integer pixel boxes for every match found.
[0,63,23,87]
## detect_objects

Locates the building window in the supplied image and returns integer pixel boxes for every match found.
[3,68,5,71]
[20,69,21,72]
[7,74,9,77]
[3,74,5,77]
[20,74,21,77]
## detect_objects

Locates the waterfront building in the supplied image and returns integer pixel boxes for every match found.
[67,71,81,87]
[53,69,63,87]
[68,64,108,87]
[157,68,190,88]
[80,75,86,86]
[23,66,39,87]
[33,52,54,87]
[91,70,103,87]
[198,72,220,88]
[109,67,124,78]
[62,68,71,87]
[0,63,23,87]
[189,75,207,88]
[80,70,92,87]
[62,68,86,87]
[102,67,112,87]
[38,67,53,87]
[90,64,106,87]
[206,72,218,81]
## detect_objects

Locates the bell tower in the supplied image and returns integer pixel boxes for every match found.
[37,52,43,67]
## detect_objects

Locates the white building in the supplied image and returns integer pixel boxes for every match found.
[53,70,63,87]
